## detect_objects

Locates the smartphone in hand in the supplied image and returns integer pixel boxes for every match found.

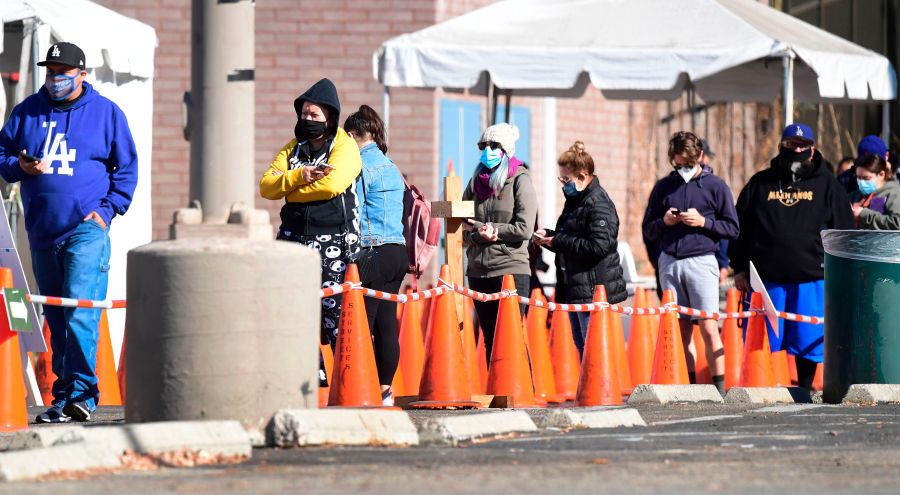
[21,152,40,163]
[315,163,334,171]
[670,208,681,215]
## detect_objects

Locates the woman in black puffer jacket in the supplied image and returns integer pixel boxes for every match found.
[534,141,626,357]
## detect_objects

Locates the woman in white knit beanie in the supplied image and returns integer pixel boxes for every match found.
[462,122,538,366]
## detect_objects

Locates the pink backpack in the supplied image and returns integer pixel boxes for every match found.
[399,173,441,289]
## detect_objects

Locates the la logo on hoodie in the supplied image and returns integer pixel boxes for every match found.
[40,120,77,176]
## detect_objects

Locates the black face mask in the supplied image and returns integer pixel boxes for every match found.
[778,148,813,165]
[295,119,327,142]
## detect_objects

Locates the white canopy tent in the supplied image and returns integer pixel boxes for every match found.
[374,0,897,130]
[1,0,157,375]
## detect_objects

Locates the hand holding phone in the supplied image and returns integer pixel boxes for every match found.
[531,231,545,239]
[315,163,334,170]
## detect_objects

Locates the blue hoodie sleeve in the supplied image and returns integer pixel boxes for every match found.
[0,108,28,184]
[641,181,666,242]
[699,179,740,241]
[95,107,138,226]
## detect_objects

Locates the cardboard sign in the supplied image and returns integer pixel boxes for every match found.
[749,261,779,337]
[3,288,31,332]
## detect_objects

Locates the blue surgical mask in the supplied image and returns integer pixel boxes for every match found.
[562,182,579,197]
[45,74,78,101]
[857,178,878,195]
[480,148,503,169]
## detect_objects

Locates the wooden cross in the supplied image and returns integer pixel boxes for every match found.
[431,173,474,323]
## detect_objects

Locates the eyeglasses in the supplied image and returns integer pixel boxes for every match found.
[478,141,502,151]
[557,176,574,184]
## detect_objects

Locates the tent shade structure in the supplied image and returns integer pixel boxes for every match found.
[373,0,896,108]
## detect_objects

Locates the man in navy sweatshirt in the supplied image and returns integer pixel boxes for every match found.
[642,131,740,395]
[0,42,138,423]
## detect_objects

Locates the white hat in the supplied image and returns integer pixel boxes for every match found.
[479,123,520,157]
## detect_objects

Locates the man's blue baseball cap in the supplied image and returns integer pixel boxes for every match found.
[857,135,888,161]
[781,123,815,144]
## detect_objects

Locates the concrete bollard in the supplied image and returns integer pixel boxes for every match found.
[125,239,320,430]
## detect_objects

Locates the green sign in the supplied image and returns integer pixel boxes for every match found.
[3,288,31,333]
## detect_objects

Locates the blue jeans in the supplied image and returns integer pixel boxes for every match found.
[31,220,110,410]
[568,311,592,360]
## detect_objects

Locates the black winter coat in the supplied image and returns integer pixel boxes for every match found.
[547,177,627,304]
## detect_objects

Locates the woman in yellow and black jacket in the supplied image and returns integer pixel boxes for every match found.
[260,78,361,362]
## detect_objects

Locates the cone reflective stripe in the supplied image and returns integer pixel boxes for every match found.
[461,297,483,395]
[626,288,654,387]
[739,292,775,387]
[549,305,579,401]
[34,319,55,406]
[328,264,382,407]
[609,307,633,394]
[486,275,538,407]
[396,290,425,396]
[0,267,27,431]
[411,265,478,409]
[526,290,563,403]
[692,325,712,384]
[771,350,791,387]
[575,285,622,406]
[650,289,690,384]
[722,288,743,391]
[96,310,122,406]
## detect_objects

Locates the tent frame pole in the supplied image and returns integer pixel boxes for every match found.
[782,52,795,126]
[382,85,390,140]
[882,101,890,143]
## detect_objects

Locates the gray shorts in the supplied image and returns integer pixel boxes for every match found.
[658,252,719,320]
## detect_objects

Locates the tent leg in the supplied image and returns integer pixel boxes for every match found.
[882,101,890,144]
[382,85,390,140]
[504,90,512,123]
[490,84,499,126]
[782,53,795,126]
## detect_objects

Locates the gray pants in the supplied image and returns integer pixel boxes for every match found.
[658,252,719,320]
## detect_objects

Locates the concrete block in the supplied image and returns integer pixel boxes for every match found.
[417,411,537,446]
[0,444,121,481]
[724,387,796,404]
[80,421,252,457]
[4,426,85,451]
[841,384,900,405]
[538,407,646,429]
[627,384,724,405]
[268,409,418,447]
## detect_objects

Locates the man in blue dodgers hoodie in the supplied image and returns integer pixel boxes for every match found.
[729,124,853,390]
[0,42,137,423]
[642,131,739,395]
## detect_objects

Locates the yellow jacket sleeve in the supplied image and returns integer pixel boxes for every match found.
[258,139,306,200]
[290,128,361,202]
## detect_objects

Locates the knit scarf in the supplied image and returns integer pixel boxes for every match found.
[473,156,522,200]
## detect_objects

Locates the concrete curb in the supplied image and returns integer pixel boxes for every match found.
[0,444,122,482]
[627,384,724,404]
[538,407,646,429]
[842,384,900,405]
[417,411,537,446]
[268,409,419,447]
[724,387,799,404]
[4,426,86,451]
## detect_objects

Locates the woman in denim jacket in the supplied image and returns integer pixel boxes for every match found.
[344,105,408,406]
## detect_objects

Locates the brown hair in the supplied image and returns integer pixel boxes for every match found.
[857,153,893,180]
[557,141,594,175]
[343,104,388,153]
[668,131,703,165]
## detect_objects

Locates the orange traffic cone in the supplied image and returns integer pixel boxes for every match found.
[395,290,425,396]
[319,343,334,407]
[627,288,654,387]
[771,350,791,387]
[328,264,382,407]
[461,297,483,395]
[486,275,538,407]
[739,292,776,387]
[692,325,713,384]
[0,267,27,431]
[549,307,580,401]
[96,310,122,406]
[650,289,690,384]
[787,354,798,386]
[813,363,824,391]
[722,288,743,391]
[117,331,127,403]
[34,319,56,406]
[609,308,633,394]
[525,290,563,403]
[476,324,489,392]
[575,285,622,406]
[410,265,479,409]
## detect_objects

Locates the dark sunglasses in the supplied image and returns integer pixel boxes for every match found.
[477,141,502,151]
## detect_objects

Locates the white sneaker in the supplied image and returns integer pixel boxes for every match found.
[381,388,394,407]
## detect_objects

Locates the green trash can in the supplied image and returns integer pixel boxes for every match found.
[822,230,900,403]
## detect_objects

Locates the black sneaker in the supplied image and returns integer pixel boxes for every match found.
[35,404,71,424]
[63,400,93,422]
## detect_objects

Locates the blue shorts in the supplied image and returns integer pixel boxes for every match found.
[745,280,824,363]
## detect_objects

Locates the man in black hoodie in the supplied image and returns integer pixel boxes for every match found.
[729,123,853,389]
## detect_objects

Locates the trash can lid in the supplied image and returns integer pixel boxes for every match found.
[822,230,900,264]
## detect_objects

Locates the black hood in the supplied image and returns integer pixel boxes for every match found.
[294,78,341,132]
